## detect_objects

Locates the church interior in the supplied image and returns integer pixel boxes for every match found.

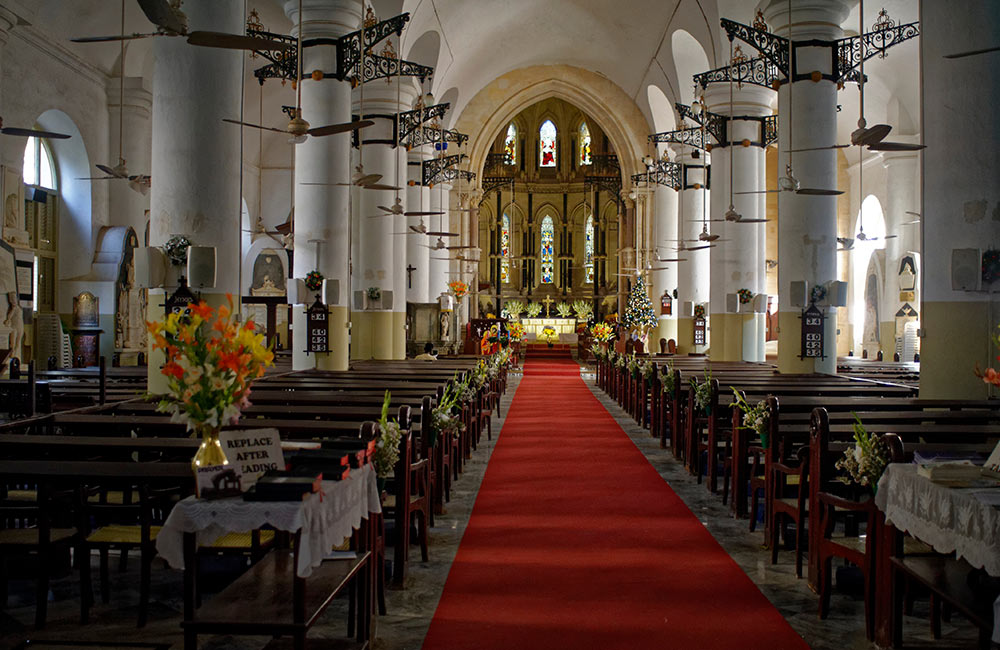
[0,0,999,648]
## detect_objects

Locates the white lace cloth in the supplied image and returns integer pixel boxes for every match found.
[876,463,1000,642]
[156,464,381,577]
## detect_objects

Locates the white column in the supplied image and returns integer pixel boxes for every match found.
[148,0,243,388]
[919,0,1000,399]
[405,145,431,303]
[764,0,852,374]
[674,150,710,354]
[427,180,451,300]
[881,150,919,360]
[649,180,679,348]
[107,76,152,235]
[705,83,772,362]
[286,0,359,371]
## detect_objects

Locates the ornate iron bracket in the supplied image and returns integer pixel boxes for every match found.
[721,18,789,77]
[694,56,781,91]
[423,153,467,186]
[480,176,513,202]
[649,126,712,151]
[405,126,468,150]
[335,13,411,81]
[397,103,450,143]
[351,54,433,86]
[590,154,620,177]
[834,21,919,83]
[631,161,682,190]
[584,176,623,208]
[246,28,298,85]
[675,104,726,145]
[434,167,476,185]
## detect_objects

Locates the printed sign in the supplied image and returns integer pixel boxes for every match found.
[218,427,284,489]
[165,279,197,317]
[800,304,825,359]
[693,317,706,346]
[306,297,329,353]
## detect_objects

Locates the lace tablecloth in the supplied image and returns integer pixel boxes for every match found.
[156,464,381,577]
[876,463,1000,642]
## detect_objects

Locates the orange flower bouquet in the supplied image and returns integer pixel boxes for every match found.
[974,323,1000,388]
[147,295,274,470]
[448,281,469,300]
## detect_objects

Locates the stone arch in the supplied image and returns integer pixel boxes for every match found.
[671,29,710,108]
[646,84,676,152]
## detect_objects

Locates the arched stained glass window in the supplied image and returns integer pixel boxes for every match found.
[503,124,516,166]
[584,215,594,283]
[539,120,556,168]
[540,215,554,284]
[579,122,592,166]
[500,212,511,284]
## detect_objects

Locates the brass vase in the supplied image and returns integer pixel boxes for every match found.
[191,423,229,486]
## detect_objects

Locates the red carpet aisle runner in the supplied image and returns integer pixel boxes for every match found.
[421,357,809,650]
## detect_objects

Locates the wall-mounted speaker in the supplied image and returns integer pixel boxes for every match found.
[31,188,48,203]
[951,248,982,291]
[287,278,307,304]
[751,293,768,313]
[133,247,166,289]
[826,281,848,307]
[789,280,808,308]
[322,279,339,306]
[681,301,693,317]
[353,291,365,310]
[726,293,739,313]
[186,246,216,289]
[381,289,393,310]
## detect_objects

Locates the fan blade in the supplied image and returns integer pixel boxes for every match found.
[856,124,893,145]
[785,144,849,153]
[902,220,921,225]
[186,31,293,51]
[734,190,779,195]
[376,205,398,213]
[654,258,687,262]
[426,231,459,237]
[96,164,123,177]
[362,183,402,191]
[404,211,445,216]
[866,142,926,152]
[944,45,1000,59]
[76,176,116,180]
[222,118,288,134]
[796,188,844,196]
[136,0,186,34]
[685,245,715,251]
[1,126,71,139]
[298,182,352,186]
[307,119,374,137]
[733,218,770,223]
[71,33,160,43]
[445,245,476,250]
[884,234,898,239]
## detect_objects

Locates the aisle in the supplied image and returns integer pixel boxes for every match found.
[421,356,808,650]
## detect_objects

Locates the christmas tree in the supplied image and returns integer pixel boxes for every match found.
[622,276,657,333]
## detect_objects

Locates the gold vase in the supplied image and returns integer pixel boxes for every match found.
[191,424,229,472]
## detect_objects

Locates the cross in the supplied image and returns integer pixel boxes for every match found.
[406,265,416,289]
[541,294,555,317]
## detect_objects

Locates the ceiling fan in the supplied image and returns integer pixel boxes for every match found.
[77,1,151,195]
[0,117,70,140]
[378,197,444,217]
[903,210,921,225]
[424,236,475,251]
[837,237,855,251]
[738,0,842,197]
[72,0,292,52]
[392,216,457,237]
[224,0,372,145]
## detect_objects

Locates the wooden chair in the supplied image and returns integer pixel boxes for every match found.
[0,483,79,628]
[78,481,180,627]
[769,443,809,578]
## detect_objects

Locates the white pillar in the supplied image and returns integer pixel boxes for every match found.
[705,83,772,362]
[107,76,152,235]
[674,150,710,354]
[286,0,359,371]
[881,150,919,360]
[764,0,852,374]
[650,181,679,348]
[428,180,451,299]
[405,146,431,303]
[919,0,1000,399]
[148,0,243,388]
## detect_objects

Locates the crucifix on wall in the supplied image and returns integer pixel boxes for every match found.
[406,264,416,290]
[541,294,555,317]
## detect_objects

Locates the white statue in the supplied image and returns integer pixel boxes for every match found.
[2,291,23,366]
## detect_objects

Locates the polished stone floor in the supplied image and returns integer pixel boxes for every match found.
[0,366,984,649]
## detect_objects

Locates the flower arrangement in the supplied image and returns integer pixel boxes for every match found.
[731,388,770,449]
[526,301,543,318]
[810,284,827,304]
[835,414,891,493]
[448,281,469,300]
[590,322,615,343]
[373,390,402,479]
[572,299,593,321]
[590,344,607,362]
[429,382,463,447]
[693,304,706,319]
[366,286,382,301]
[305,270,324,292]
[556,301,574,318]
[614,352,627,369]
[540,325,559,345]
[639,358,655,380]
[147,294,274,435]
[508,321,526,342]
[660,361,676,396]
[974,322,1000,387]
[505,300,527,320]
[163,235,192,266]
[693,371,713,414]
[737,288,754,305]
[627,353,640,378]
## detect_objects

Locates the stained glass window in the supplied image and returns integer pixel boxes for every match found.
[540,215,554,284]
[579,122,592,166]
[503,124,516,166]
[539,119,556,168]
[500,213,510,284]
[585,215,594,283]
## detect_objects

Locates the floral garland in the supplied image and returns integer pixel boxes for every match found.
[374,390,402,479]
[163,235,192,267]
[305,270,324,292]
[731,388,770,449]
[448,281,469,300]
[983,249,1000,284]
[810,284,827,304]
[737,288,754,305]
[693,304,706,319]
[146,294,274,433]
[693,371,713,414]
[835,414,891,493]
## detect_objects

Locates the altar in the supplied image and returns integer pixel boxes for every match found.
[521,318,579,342]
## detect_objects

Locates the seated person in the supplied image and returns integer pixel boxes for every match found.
[414,342,438,361]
